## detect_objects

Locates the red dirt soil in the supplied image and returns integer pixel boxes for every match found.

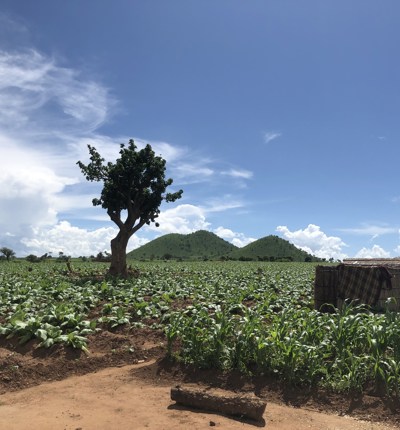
[0,327,399,429]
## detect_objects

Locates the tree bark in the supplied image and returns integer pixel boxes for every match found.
[108,230,129,277]
[170,386,267,421]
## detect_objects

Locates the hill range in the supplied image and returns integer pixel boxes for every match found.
[127,230,322,262]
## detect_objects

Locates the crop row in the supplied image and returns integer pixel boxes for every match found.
[0,261,399,396]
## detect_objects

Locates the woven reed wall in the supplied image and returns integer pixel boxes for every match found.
[376,267,400,311]
[314,265,400,312]
[314,265,338,312]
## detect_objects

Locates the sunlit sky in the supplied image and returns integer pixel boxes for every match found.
[1,1,400,260]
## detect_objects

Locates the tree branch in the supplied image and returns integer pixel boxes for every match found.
[129,218,147,237]
[107,209,124,229]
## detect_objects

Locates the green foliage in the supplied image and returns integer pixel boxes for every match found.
[0,247,15,261]
[1,260,400,398]
[129,233,322,262]
[229,235,322,262]
[128,230,237,260]
[26,254,41,263]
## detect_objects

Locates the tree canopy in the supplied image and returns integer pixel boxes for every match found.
[0,247,15,261]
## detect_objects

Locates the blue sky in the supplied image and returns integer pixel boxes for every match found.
[1,1,400,260]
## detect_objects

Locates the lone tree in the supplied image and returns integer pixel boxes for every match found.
[0,247,15,261]
[77,139,182,277]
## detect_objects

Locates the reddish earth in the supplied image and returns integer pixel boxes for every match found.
[0,327,399,429]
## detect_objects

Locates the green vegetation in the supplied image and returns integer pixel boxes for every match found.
[0,247,15,261]
[229,235,322,262]
[1,260,399,397]
[128,230,236,260]
[128,231,322,262]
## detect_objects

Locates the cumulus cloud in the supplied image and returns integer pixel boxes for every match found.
[20,221,149,257]
[148,204,210,235]
[0,47,117,254]
[21,221,115,257]
[276,224,347,260]
[355,245,391,259]
[0,137,78,243]
[214,226,256,247]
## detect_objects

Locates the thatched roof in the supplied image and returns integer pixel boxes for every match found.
[343,258,400,268]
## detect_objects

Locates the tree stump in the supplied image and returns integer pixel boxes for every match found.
[170,386,267,421]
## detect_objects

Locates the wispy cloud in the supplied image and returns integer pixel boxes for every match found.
[338,223,397,237]
[0,49,114,133]
[202,195,245,213]
[221,168,253,179]
[264,131,281,144]
[172,162,214,183]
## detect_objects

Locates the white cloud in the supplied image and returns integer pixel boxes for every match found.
[214,226,256,248]
[221,168,253,179]
[355,245,390,259]
[264,131,281,144]
[0,48,119,259]
[276,224,347,260]
[0,47,118,249]
[0,49,113,133]
[172,162,214,184]
[338,223,397,237]
[0,137,79,241]
[136,139,184,162]
[148,204,210,235]
[20,221,149,257]
[202,198,245,213]
[213,227,236,240]
[21,221,114,256]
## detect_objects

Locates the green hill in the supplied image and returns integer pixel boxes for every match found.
[128,230,238,260]
[228,235,322,262]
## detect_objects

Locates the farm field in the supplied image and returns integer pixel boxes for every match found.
[0,260,399,427]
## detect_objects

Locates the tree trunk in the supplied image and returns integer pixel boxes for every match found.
[109,231,129,277]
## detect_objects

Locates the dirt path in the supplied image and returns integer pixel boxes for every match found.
[0,361,397,430]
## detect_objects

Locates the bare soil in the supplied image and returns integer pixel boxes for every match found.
[0,327,399,429]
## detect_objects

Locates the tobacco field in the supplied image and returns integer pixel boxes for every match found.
[1,260,400,397]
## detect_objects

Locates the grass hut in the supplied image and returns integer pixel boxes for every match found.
[314,258,400,312]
